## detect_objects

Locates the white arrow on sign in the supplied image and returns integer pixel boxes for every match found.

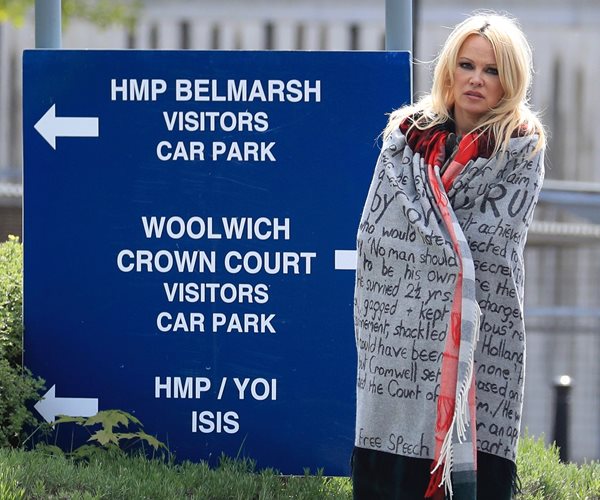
[34,385,99,423]
[34,104,99,150]
[334,250,357,270]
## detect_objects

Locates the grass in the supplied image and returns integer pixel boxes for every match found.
[0,449,351,499]
[0,435,598,499]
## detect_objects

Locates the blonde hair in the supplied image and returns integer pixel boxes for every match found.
[385,12,546,155]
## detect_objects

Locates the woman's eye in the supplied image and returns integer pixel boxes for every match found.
[486,67,499,75]
[459,62,473,70]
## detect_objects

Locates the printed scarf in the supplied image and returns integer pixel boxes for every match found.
[408,122,485,499]
[354,118,544,499]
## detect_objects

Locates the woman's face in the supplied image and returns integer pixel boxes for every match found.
[452,34,504,134]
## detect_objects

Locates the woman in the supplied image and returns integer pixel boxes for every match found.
[353,12,545,500]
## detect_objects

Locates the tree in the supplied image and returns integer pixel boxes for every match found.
[0,0,139,29]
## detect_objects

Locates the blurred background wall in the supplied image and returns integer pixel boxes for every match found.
[1,0,599,463]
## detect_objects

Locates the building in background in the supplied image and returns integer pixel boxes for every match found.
[1,0,599,463]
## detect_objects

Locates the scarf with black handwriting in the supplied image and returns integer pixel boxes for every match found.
[354,118,544,499]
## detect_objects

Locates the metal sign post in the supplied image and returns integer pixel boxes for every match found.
[35,0,61,49]
[385,0,413,52]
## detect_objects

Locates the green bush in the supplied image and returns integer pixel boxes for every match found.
[517,433,600,499]
[0,235,23,364]
[0,236,45,448]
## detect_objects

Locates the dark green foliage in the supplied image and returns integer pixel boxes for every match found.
[0,358,44,448]
[0,236,45,448]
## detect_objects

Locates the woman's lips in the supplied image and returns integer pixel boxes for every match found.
[465,91,484,99]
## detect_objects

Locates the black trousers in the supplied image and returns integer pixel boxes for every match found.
[351,447,517,500]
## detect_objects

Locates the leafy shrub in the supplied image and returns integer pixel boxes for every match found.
[0,236,45,447]
[0,235,23,364]
[44,409,168,460]
[517,433,600,499]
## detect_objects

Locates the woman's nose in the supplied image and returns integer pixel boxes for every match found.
[470,72,483,86]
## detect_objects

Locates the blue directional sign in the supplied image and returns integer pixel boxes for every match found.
[23,50,411,474]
